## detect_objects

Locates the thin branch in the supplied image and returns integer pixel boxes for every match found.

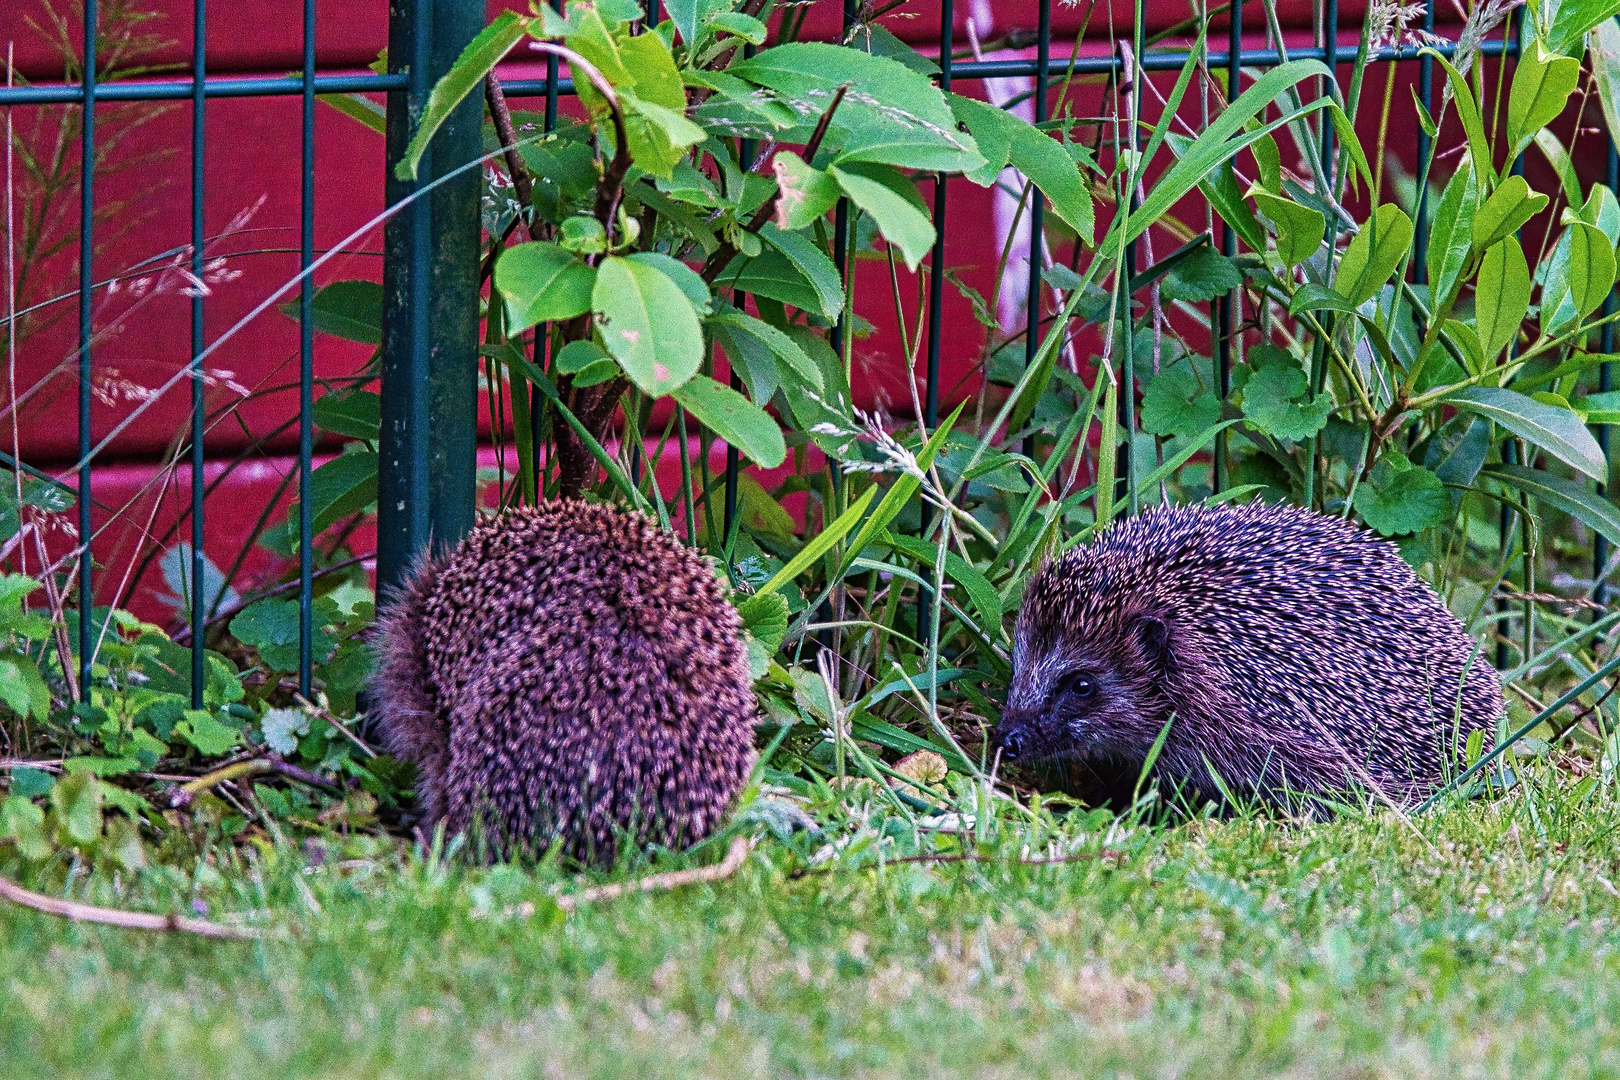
[0,874,261,940]
[788,847,1125,880]
[528,42,632,253]
[553,835,751,910]
[484,73,534,240]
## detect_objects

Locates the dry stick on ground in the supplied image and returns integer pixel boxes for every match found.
[553,834,752,911]
[0,875,261,940]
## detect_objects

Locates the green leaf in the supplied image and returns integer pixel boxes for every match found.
[0,654,49,721]
[1354,453,1451,535]
[49,770,102,849]
[771,151,841,230]
[312,389,381,441]
[626,252,712,313]
[949,94,1094,243]
[1564,220,1617,320]
[1446,386,1609,481]
[1159,246,1242,302]
[279,280,384,345]
[757,486,878,598]
[1533,127,1583,210]
[1544,0,1620,56]
[736,592,790,654]
[881,532,1003,633]
[175,709,243,757]
[396,11,528,180]
[1241,348,1330,441]
[1251,190,1326,267]
[710,11,767,43]
[1591,19,1620,161]
[301,451,380,535]
[840,402,965,572]
[7,767,54,799]
[1425,49,1496,190]
[720,225,845,318]
[0,794,51,861]
[1509,41,1581,151]
[851,23,939,75]
[671,374,787,468]
[592,255,704,396]
[261,707,310,756]
[1471,175,1550,253]
[554,338,612,376]
[829,163,936,271]
[709,306,823,392]
[731,43,984,173]
[1141,368,1221,438]
[230,599,337,672]
[666,0,730,45]
[1475,236,1531,365]
[495,242,597,331]
[1335,204,1414,307]
[1427,164,1477,304]
[1486,463,1620,546]
[1573,389,1620,424]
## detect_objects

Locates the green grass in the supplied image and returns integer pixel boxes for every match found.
[4,775,1620,1079]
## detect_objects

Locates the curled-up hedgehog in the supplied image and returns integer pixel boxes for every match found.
[370,500,757,862]
[998,501,1503,813]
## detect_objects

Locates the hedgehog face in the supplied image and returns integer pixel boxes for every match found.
[998,600,1175,767]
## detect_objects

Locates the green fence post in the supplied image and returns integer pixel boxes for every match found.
[379,0,484,594]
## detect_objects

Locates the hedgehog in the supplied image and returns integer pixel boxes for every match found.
[369,500,758,863]
[997,501,1503,814]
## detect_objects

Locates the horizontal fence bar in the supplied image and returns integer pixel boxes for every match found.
[1,35,1508,108]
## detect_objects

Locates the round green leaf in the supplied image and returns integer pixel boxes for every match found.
[496,242,596,332]
[1354,455,1450,536]
[592,256,704,397]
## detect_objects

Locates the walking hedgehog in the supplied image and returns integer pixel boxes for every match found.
[369,500,757,863]
[998,501,1502,813]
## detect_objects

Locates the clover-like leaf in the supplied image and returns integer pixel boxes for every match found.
[1353,452,1450,536]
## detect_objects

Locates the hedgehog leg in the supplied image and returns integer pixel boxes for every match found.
[369,561,452,828]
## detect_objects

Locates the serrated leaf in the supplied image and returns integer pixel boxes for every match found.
[1159,246,1242,302]
[1141,368,1221,438]
[261,707,310,756]
[1446,386,1609,481]
[1354,454,1451,535]
[736,592,790,654]
[0,654,49,721]
[230,599,337,672]
[1240,351,1330,441]
[672,374,787,468]
[593,255,704,396]
[175,709,242,757]
[496,242,596,331]
[1335,203,1413,307]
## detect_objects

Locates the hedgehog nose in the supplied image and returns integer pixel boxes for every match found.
[998,728,1026,760]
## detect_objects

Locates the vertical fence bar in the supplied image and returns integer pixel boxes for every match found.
[1121,0,1143,515]
[380,0,484,592]
[77,0,97,692]
[298,0,316,695]
[918,0,953,636]
[1021,0,1049,461]
[189,0,206,707]
[1213,0,1242,495]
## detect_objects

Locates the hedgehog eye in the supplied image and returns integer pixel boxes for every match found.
[1059,672,1097,700]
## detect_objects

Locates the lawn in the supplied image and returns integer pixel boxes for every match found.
[3,773,1618,1079]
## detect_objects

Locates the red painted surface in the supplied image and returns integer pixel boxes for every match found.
[5,0,1529,627]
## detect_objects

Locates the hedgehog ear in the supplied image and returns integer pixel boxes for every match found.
[1131,612,1172,672]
